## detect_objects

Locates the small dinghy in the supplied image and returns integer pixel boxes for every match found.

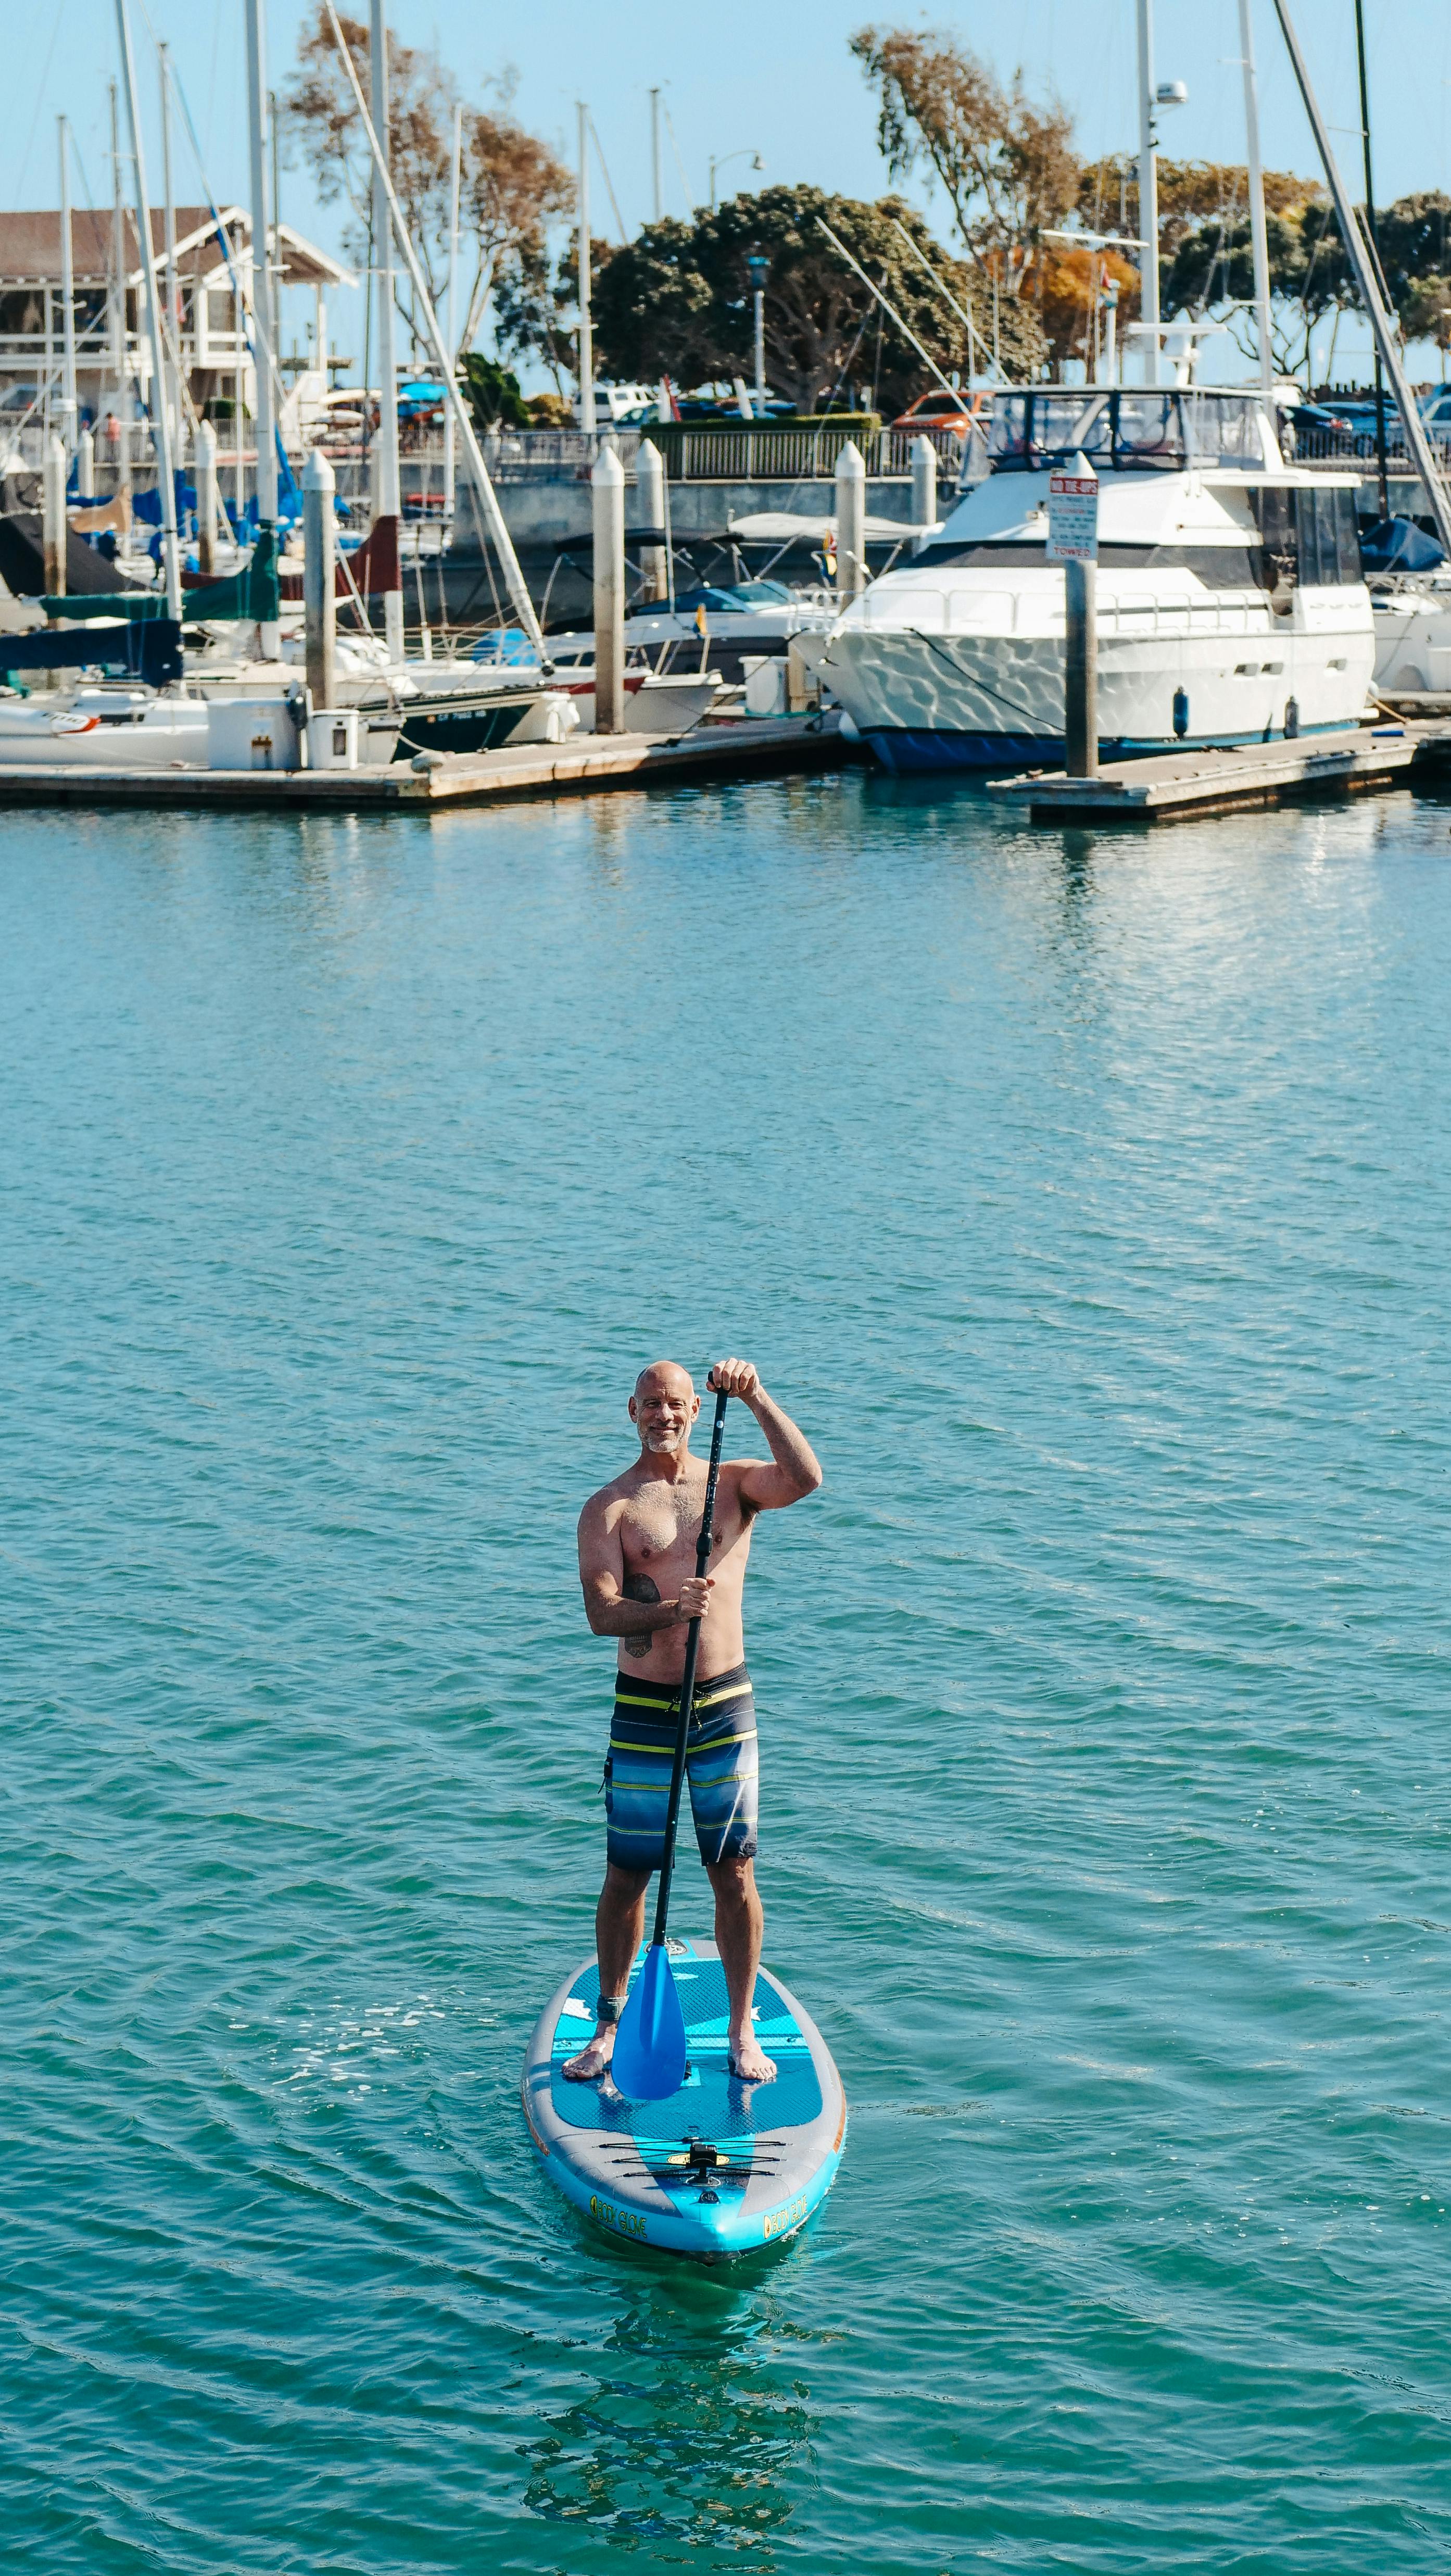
[522,1934,846,2260]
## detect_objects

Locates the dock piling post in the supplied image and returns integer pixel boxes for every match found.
[592,441,625,734]
[637,439,667,603]
[44,434,67,600]
[78,429,95,500]
[835,439,866,598]
[304,445,337,718]
[911,434,937,532]
[1064,558,1098,777]
[196,420,218,580]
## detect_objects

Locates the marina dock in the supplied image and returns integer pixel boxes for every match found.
[0,712,854,813]
[991,720,1451,826]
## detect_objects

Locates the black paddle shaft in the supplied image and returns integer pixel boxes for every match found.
[649,1380,730,1949]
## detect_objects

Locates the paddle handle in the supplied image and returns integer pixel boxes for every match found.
[649,1381,730,1949]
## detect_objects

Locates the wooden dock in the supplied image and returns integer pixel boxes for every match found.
[0,712,854,813]
[990,720,1451,826]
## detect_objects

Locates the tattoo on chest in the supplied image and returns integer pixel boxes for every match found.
[622,1571,661,1658]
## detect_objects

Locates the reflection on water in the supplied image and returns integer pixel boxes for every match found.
[521,2250,816,2559]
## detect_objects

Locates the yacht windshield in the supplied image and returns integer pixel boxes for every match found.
[987,388,1270,472]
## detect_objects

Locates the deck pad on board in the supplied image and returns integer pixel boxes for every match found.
[550,1953,823,2140]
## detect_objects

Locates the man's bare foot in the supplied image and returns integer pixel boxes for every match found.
[562,2025,616,2082]
[727,2032,777,2083]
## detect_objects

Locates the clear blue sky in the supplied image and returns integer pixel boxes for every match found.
[11,1,1451,384]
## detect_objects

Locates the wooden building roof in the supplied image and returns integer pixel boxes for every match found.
[0,208,351,290]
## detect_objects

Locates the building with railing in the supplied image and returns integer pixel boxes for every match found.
[0,207,350,439]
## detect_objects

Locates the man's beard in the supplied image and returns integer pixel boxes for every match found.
[642,1425,687,1452]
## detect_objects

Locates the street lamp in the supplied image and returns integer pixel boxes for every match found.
[746,250,769,417]
[709,148,763,212]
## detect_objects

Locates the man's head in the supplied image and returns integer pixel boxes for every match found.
[629,1361,699,1455]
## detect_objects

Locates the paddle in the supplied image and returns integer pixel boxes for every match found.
[610,1376,731,2103]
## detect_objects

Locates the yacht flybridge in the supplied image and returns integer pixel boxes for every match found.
[822,387,1375,773]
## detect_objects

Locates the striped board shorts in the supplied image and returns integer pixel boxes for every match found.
[605,1660,759,1870]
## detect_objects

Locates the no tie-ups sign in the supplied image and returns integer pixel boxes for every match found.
[1045,460,1100,565]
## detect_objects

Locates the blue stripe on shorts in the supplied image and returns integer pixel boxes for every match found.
[604,1660,759,1869]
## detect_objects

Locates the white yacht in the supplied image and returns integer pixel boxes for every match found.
[1368,572,1451,697]
[822,388,1376,772]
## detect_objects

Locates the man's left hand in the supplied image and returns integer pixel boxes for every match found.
[709,1356,761,1404]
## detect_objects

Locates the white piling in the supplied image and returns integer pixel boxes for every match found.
[78,429,95,499]
[195,419,218,580]
[835,439,866,599]
[636,439,667,603]
[303,445,337,717]
[591,441,625,734]
[911,434,937,530]
[44,434,67,599]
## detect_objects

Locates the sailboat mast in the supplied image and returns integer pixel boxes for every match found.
[1135,0,1160,385]
[159,45,180,467]
[1238,0,1275,392]
[244,0,280,654]
[1353,0,1390,519]
[115,0,182,622]
[369,0,404,662]
[577,103,595,436]
[58,118,78,453]
[443,103,462,529]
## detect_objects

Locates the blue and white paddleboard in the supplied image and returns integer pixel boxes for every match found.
[522,1935,846,2260]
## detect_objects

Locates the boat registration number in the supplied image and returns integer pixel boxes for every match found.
[589,2193,648,2240]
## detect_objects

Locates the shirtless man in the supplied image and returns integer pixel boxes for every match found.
[564,1357,822,2087]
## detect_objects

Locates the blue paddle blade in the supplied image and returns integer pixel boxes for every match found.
[611,1942,688,2102]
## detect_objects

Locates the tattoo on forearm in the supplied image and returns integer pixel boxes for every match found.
[622,1572,661,1658]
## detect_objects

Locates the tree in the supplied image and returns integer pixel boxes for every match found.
[282,7,572,346]
[1376,192,1451,358]
[850,26,1078,297]
[1033,245,1140,371]
[1071,155,1338,378]
[491,233,619,396]
[1075,156,1318,265]
[458,353,530,433]
[1161,202,1348,378]
[591,185,1043,411]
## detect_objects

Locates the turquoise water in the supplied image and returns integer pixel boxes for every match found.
[3,773,1449,2572]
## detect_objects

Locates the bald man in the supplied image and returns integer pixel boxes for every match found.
[565,1357,823,2087]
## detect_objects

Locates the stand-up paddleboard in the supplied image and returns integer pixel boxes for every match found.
[522,1933,846,2259]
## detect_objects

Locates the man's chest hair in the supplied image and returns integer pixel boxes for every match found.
[617,1477,744,1561]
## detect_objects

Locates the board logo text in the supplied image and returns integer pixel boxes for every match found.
[589,2194,648,2239]
[762,2194,809,2239]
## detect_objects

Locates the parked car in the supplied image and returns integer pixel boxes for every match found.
[891,388,990,436]
[571,380,660,429]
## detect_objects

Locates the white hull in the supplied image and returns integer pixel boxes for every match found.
[826,580,1373,759]
[1371,582,1451,693]
[0,691,210,767]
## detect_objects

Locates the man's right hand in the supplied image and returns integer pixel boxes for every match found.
[677,1576,713,1623]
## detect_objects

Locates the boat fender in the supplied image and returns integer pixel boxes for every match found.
[411,750,446,773]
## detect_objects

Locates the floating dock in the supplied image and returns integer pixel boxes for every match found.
[0,712,854,813]
[991,719,1451,826]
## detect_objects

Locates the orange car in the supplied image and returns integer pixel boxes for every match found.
[890,388,991,435]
